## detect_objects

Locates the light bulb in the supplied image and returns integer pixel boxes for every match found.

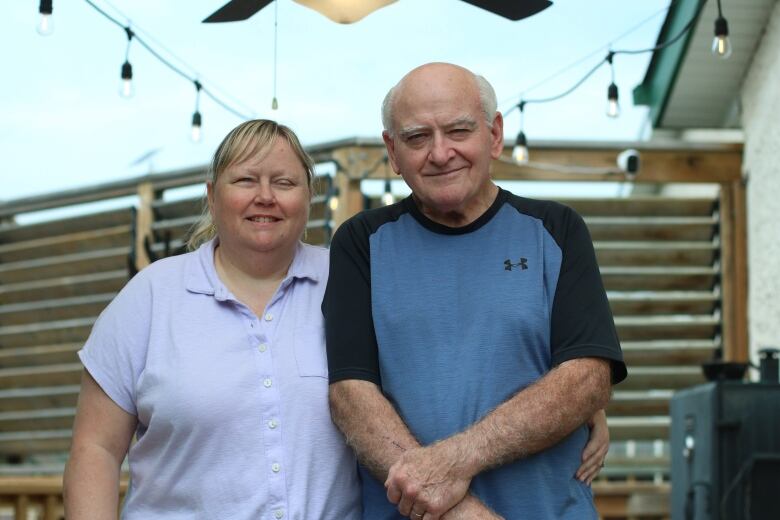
[606,83,620,118]
[37,14,53,36]
[191,112,202,142]
[512,131,529,165]
[37,0,53,36]
[712,17,732,59]
[328,196,339,212]
[381,180,394,206]
[271,97,278,110]
[119,61,134,98]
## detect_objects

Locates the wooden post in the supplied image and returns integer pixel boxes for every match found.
[14,494,28,519]
[329,146,387,230]
[135,182,155,270]
[44,494,59,520]
[719,180,749,362]
[332,174,363,231]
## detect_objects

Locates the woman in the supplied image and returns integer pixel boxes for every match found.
[64,120,361,519]
[63,119,608,519]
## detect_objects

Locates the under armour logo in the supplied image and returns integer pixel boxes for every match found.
[504,258,528,271]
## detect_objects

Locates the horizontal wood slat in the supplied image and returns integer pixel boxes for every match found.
[0,225,132,263]
[0,208,134,244]
[0,248,129,284]
[0,271,127,305]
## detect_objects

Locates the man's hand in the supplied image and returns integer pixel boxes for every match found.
[385,443,472,519]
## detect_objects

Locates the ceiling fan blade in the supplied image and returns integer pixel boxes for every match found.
[202,0,273,23]
[460,0,553,21]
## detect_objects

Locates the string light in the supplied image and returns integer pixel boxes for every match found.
[119,27,135,98]
[271,0,279,110]
[39,0,728,144]
[606,52,620,118]
[37,0,54,36]
[381,180,394,206]
[191,80,202,142]
[69,0,254,137]
[512,102,529,165]
[712,0,732,59]
[504,0,722,165]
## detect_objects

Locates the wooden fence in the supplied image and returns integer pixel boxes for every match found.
[0,139,745,519]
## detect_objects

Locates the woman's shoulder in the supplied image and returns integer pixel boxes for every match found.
[299,242,329,263]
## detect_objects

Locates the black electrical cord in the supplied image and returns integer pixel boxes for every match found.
[83,0,252,120]
[504,0,711,117]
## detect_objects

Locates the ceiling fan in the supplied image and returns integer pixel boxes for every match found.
[202,0,553,24]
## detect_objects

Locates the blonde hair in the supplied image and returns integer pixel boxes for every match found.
[187,119,315,250]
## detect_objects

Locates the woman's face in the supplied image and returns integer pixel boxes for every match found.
[208,137,310,258]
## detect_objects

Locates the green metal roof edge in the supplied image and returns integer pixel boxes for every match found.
[632,0,704,127]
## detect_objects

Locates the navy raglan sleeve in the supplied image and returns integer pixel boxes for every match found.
[549,206,627,384]
[322,216,382,385]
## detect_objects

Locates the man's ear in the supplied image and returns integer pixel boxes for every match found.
[489,112,505,160]
[382,131,402,175]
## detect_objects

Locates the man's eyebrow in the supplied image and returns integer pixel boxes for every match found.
[398,117,477,139]
[398,125,429,139]
[445,117,477,129]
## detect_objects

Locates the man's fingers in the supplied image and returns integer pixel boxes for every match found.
[410,504,426,520]
[386,482,402,505]
[397,490,416,517]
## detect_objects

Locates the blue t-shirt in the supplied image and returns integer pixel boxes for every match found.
[323,188,626,519]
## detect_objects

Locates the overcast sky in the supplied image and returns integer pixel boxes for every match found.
[2,0,670,202]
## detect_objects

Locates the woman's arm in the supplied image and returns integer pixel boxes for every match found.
[575,408,609,485]
[63,370,137,519]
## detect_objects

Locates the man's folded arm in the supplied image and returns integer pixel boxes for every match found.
[385,357,612,516]
[329,379,502,520]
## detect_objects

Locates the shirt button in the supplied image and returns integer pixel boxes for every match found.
[263,378,272,388]
[274,510,284,519]
[268,419,278,429]
[272,463,281,473]
[258,343,268,353]
[264,313,273,321]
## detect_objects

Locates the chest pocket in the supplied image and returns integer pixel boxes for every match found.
[293,325,329,378]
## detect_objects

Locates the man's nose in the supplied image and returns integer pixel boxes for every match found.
[428,134,454,165]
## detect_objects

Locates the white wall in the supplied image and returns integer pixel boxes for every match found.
[740,1,780,365]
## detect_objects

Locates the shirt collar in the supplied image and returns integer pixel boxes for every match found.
[185,239,319,298]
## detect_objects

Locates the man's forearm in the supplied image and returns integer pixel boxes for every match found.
[329,379,501,518]
[329,379,419,481]
[446,357,612,477]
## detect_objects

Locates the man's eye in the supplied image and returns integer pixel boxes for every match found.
[407,134,426,143]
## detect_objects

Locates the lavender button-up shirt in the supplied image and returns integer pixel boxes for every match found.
[79,239,361,520]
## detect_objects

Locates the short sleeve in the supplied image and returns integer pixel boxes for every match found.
[549,208,627,384]
[322,217,381,385]
[78,273,153,415]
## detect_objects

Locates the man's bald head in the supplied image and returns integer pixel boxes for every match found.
[381,63,498,136]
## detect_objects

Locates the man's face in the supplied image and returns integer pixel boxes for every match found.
[383,65,504,224]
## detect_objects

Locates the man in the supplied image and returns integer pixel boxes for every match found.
[323,63,627,519]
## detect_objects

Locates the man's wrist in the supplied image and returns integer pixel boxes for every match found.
[435,431,484,480]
